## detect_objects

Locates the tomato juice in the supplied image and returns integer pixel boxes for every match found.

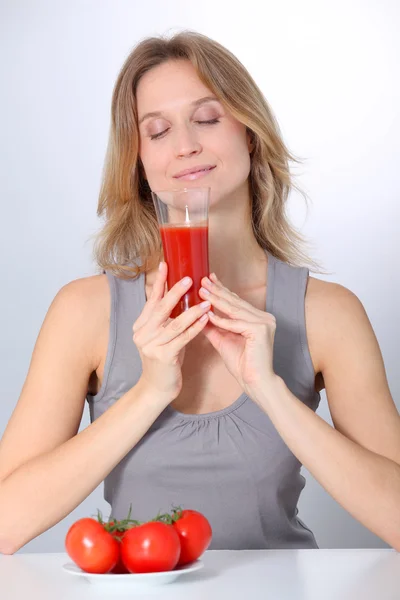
[160,222,209,318]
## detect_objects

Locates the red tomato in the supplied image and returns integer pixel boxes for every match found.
[173,510,212,566]
[111,555,129,574]
[108,525,130,574]
[65,518,119,574]
[120,522,181,573]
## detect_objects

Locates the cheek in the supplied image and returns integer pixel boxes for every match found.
[222,129,251,177]
[220,122,250,164]
[139,143,169,188]
[212,125,251,201]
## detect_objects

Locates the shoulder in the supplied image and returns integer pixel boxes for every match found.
[305,276,371,372]
[60,272,109,295]
[305,276,362,310]
[56,274,109,315]
[51,274,110,366]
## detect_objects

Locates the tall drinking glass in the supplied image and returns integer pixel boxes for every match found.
[151,187,210,318]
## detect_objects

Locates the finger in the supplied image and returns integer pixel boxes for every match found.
[133,261,168,331]
[152,261,168,300]
[202,320,235,353]
[136,267,193,332]
[199,285,257,321]
[157,301,211,345]
[208,311,259,337]
[164,311,210,354]
[151,275,193,327]
[201,275,260,317]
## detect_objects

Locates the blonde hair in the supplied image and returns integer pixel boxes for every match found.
[92,30,323,278]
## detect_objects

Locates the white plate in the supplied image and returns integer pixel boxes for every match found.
[62,559,204,589]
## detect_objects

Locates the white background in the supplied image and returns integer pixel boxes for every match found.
[0,0,399,552]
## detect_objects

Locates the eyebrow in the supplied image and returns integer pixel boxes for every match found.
[138,96,220,125]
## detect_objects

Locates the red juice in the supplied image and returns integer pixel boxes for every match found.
[160,222,209,318]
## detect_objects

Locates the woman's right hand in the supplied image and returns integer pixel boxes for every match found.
[132,261,211,402]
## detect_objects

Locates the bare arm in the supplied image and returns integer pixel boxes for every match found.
[0,276,170,554]
[0,266,211,555]
[199,273,400,550]
[0,379,169,554]
[253,280,400,551]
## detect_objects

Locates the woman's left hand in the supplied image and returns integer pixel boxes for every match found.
[199,273,277,399]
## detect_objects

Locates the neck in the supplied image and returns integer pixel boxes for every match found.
[208,185,268,292]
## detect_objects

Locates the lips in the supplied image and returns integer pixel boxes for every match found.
[173,165,216,179]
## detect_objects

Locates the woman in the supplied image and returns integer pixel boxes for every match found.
[0,31,399,554]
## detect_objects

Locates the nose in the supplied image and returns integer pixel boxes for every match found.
[174,125,202,159]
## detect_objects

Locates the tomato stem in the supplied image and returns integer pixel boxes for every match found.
[95,503,185,534]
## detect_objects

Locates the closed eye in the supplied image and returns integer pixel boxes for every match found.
[149,118,220,141]
[196,118,220,126]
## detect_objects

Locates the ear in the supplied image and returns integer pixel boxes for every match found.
[246,128,255,154]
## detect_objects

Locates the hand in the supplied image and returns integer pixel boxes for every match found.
[199,272,277,399]
[132,262,211,402]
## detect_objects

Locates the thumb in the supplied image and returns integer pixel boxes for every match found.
[201,322,229,353]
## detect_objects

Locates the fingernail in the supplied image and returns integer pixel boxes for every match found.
[199,313,209,322]
[200,287,210,295]
[182,276,192,286]
[200,300,211,308]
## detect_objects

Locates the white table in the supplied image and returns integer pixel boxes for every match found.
[1,549,399,599]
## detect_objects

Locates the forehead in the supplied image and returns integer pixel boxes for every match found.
[136,60,214,114]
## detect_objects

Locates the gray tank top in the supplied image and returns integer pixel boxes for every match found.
[87,252,321,549]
